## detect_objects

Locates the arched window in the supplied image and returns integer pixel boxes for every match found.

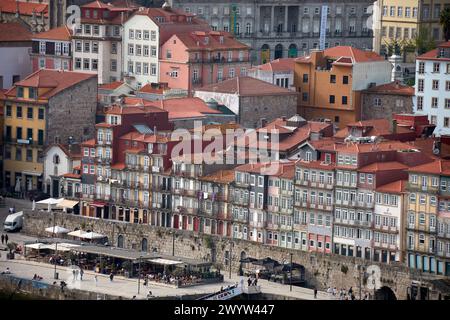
[246,22,252,35]
[117,235,124,248]
[141,238,148,252]
[261,44,270,64]
[288,44,298,58]
[274,44,283,59]
[235,22,240,35]
[53,154,60,164]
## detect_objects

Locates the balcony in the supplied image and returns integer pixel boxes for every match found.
[152,184,171,192]
[192,78,202,85]
[357,201,374,209]
[249,221,266,228]
[176,206,198,215]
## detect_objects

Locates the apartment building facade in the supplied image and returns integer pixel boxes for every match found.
[413,41,450,137]
[30,26,72,72]
[295,46,392,128]
[2,69,97,193]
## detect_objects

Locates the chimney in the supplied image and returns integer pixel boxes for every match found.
[260,118,267,128]
[15,0,19,17]
[392,119,397,134]
[281,116,286,121]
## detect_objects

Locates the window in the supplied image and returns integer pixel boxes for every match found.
[342,96,348,105]
[150,64,157,76]
[330,74,336,83]
[432,80,439,90]
[129,29,134,39]
[92,59,98,71]
[75,58,81,70]
[84,25,91,35]
[136,30,142,40]
[92,42,98,53]
[431,97,438,108]
[15,147,22,161]
[83,59,90,70]
[343,76,349,84]
[27,107,33,119]
[38,130,44,145]
[445,118,450,128]
[111,42,117,54]
[303,74,308,83]
[151,46,157,57]
[390,6,395,16]
[150,31,156,41]
[16,106,22,118]
[416,96,423,111]
[418,79,424,92]
[110,59,117,72]
[329,95,335,104]
[128,44,134,55]
[136,44,142,56]
[374,98,382,106]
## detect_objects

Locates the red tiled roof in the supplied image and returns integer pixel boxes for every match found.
[296,46,384,65]
[409,159,450,175]
[324,46,385,63]
[417,41,450,61]
[198,76,297,96]
[99,81,124,90]
[376,180,408,194]
[358,161,409,173]
[250,58,296,73]
[62,173,81,179]
[0,0,48,17]
[155,97,222,120]
[296,160,336,170]
[235,161,295,176]
[0,22,33,42]
[119,131,169,144]
[82,139,96,147]
[138,83,167,94]
[105,97,167,115]
[169,31,249,51]
[111,162,126,170]
[32,25,72,41]
[338,141,417,154]
[82,1,112,9]
[199,170,235,183]
[5,69,96,99]
[364,81,414,96]
[335,119,414,139]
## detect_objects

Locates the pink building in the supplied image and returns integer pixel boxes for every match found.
[30,26,72,72]
[159,31,251,95]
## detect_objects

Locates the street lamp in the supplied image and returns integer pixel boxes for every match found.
[229,241,234,279]
[137,255,142,295]
[289,253,293,292]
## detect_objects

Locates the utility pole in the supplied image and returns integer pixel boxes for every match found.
[53,211,58,280]
[289,253,293,292]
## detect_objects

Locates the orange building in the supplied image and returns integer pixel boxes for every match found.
[294,46,392,129]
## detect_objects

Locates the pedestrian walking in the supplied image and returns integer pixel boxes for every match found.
[348,286,353,296]
[72,269,76,281]
[314,288,318,299]
[247,277,251,287]
[254,278,258,286]
[1,234,4,245]
[109,273,114,282]
[75,269,79,280]
[4,234,8,245]
[80,269,84,281]
[94,275,98,286]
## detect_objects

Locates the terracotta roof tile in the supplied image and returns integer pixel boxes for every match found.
[198,76,297,96]
[32,25,72,41]
[82,139,96,147]
[236,161,296,176]
[409,159,450,175]
[324,46,385,63]
[199,170,235,183]
[5,69,96,99]
[249,58,296,73]
[0,22,33,42]
[99,81,125,90]
[376,180,408,193]
[0,0,48,17]
[335,119,414,139]
[155,97,222,120]
[296,160,336,170]
[417,41,450,61]
[358,161,409,173]
[168,31,249,51]
[364,81,414,96]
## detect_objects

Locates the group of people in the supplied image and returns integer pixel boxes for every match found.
[32,274,43,281]
[48,255,65,266]
[326,286,370,300]
[144,272,201,286]
[72,268,84,281]
[247,276,258,287]
[1,234,9,245]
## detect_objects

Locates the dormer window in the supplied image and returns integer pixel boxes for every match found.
[85,9,90,18]
[17,87,24,98]
[29,87,37,99]
[148,143,153,154]
[103,10,109,18]
[439,48,445,58]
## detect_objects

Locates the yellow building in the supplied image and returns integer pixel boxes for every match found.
[1,69,97,193]
[406,161,440,273]
[374,0,448,62]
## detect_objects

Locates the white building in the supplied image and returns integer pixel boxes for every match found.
[43,144,81,197]
[247,58,296,91]
[122,4,209,88]
[414,41,450,137]
[374,180,407,264]
[72,1,133,84]
[0,22,33,89]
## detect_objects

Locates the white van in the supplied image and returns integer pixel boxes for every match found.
[3,211,23,232]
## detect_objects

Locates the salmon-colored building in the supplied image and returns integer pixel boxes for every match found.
[159,31,251,95]
[294,46,392,129]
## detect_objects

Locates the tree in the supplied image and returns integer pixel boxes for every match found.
[415,27,436,55]
[440,8,450,41]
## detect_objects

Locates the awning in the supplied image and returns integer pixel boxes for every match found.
[67,230,87,238]
[42,243,79,252]
[37,198,64,205]
[90,201,106,208]
[80,232,106,240]
[57,199,79,209]
[148,258,183,266]
[22,170,42,177]
[25,243,46,250]
[45,226,70,234]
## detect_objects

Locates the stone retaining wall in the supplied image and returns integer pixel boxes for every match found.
[22,210,443,299]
